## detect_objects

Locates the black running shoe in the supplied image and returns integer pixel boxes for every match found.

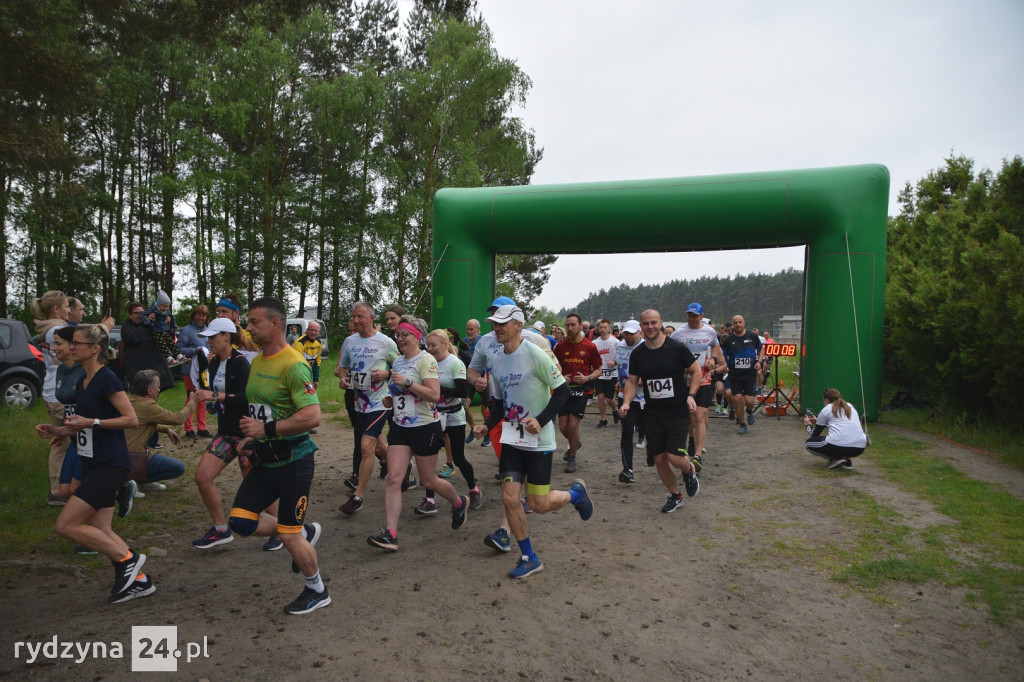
[110,551,146,596]
[292,522,322,573]
[116,480,137,519]
[367,528,398,551]
[683,469,700,497]
[109,574,155,604]
[283,586,331,615]
[451,495,469,529]
[661,494,684,513]
[344,474,358,491]
[618,469,634,483]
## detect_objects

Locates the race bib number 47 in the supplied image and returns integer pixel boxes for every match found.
[350,370,372,390]
[645,378,675,399]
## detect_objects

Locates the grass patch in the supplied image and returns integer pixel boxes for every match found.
[821,431,1024,623]
[0,382,213,571]
[879,407,1024,470]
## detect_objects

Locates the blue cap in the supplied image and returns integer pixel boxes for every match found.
[686,302,703,315]
[488,296,516,311]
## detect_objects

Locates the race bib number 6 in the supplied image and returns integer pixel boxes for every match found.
[248,403,273,423]
[645,377,675,399]
[77,427,94,458]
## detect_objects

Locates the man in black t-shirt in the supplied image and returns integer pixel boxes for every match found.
[620,309,702,513]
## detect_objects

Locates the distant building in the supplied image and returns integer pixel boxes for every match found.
[773,315,802,345]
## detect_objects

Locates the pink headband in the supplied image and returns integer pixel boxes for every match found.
[397,322,422,341]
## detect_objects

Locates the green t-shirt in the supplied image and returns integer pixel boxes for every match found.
[246,345,319,467]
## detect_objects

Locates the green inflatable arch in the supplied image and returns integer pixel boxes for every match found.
[430,164,889,420]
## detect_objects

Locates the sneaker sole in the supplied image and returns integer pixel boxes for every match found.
[109,581,156,603]
[193,535,234,549]
[684,475,700,497]
[263,540,284,551]
[572,479,593,521]
[367,537,398,552]
[484,536,512,552]
[284,594,332,615]
[112,554,146,595]
[293,522,322,573]
[509,563,544,579]
[451,495,469,530]
[661,500,685,513]
[414,508,438,515]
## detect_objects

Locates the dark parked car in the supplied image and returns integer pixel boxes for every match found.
[0,318,45,409]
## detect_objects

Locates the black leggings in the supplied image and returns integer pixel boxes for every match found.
[425,422,476,497]
[345,389,362,476]
[618,398,645,471]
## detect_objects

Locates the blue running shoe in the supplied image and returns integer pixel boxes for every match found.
[263,536,283,551]
[481,435,491,447]
[747,411,755,426]
[484,528,511,552]
[570,479,593,521]
[737,424,747,435]
[465,432,475,444]
[438,463,455,479]
[508,555,544,579]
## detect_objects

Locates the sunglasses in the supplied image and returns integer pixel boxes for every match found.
[70,341,97,348]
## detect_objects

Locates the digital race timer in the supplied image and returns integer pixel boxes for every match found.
[762,343,797,356]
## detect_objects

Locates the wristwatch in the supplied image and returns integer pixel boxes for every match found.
[404,377,414,388]
[92,418,101,428]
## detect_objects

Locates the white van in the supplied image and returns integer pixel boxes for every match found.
[286,318,329,356]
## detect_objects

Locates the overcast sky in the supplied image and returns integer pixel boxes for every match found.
[428,0,1024,312]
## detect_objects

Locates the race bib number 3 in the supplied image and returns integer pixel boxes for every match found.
[393,394,416,421]
[248,403,273,423]
[645,378,675,399]
[500,421,539,448]
[77,427,94,458]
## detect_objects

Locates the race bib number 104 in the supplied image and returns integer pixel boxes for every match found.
[645,378,675,399]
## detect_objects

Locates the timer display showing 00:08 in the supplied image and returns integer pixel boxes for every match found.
[763,344,797,357]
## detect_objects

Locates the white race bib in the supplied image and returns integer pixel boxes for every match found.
[393,393,416,421]
[439,412,448,431]
[645,377,675,399]
[248,403,273,423]
[64,404,77,420]
[76,427,94,458]
[500,420,539,448]
[350,370,372,390]
[735,357,752,369]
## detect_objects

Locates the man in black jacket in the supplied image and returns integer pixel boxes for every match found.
[121,301,174,393]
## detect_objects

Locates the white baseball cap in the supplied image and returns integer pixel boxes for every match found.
[532,320,546,331]
[622,320,641,334]
[486,305,525,324]
[198,317,237,337]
